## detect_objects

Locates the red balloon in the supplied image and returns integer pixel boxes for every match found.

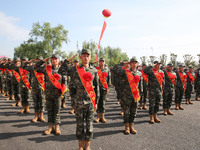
[102,9,111,18]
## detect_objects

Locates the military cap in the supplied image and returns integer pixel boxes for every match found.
[73,59,79,62]
[142,63,147,66]
[13,57,20,62]
[81,49,91,55]
[179,64,185,67]
[130,57,138,63]
[2,57,8,60]
[8,58,12,61]
[51,54,60,59]
[36,56,43,60]
[167,63,173,67]
[22,57,28,61]
[99,58,105,61]
[123,60,128,63]
[153,61,161,64]
[188,66,193,69]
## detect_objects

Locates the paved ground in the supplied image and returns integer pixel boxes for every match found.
[0,88,200,150]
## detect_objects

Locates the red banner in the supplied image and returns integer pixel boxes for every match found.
[178,71,186,90]
[34,70,45,91]
[125,70,140,102]
[96,67,109,93]
[6,69,13,75]
[12,69,20,83]
[96,21,107,61]
[76,65,96,109]
[152,68,164,92]
[19,67,30,90]
[46,65,66,95]
[166,71,175,86]
[141,70,148,84]
[186,71,195,84]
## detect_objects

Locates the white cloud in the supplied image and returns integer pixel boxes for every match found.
[0,12,29,41]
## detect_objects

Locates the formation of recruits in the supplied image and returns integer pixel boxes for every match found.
[0,49,200,150]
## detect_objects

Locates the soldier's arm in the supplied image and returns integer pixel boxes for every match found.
[107,69,112,86]
[94,70,100,105]
[34,60,46,74]
[23,62,33,72]
[143,66,152,76]
[115,63,126,77]
[138,72,143,93]
[10,64,19,73]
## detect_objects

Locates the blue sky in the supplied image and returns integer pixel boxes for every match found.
[0,0,200,63]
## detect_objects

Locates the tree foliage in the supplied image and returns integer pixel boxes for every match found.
[14,22,69,60]
[140,56,148,65]
[159,54,167,66]
[170,53,177,67]
[183,54,195,67]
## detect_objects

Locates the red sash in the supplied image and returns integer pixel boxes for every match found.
[46,65,66,95]
[166,71,175,86]
[141,70,148,84]
[76,65,96,109]
[152,68,164,91]
[6,69,13,75]
[12,70,20,83]
[34,70,45,91]
[19,67,31,90]
[96,67,109,93]
[186,71,195,84]
[178,71,186,90]
[125,70,140,102]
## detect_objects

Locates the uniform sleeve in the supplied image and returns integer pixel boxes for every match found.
[138,72,143,93]
[107,68,112,86]
[34,60,46,74]
[58,59,71,75]
[94,70,100,104]
[143,66,152,76]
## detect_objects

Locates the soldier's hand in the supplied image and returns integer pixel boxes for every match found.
[43,57,51,62]
[92,60,98,64]
[67,53,79,62]
[95,104,97,112]
[28,59,36,63]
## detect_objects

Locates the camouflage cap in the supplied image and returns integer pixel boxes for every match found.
[51,54,60,59]
[81,49,91,55]
[123,60,128,63]
[188,66,193,69]
[2,57,8,60]
[153,61,161,64]
[73,59,79,62]
[130,56,138,63]
[8,58,12,61]
[179,64,185,67]
[36,56,43,60]
[99,58,105,61]
[142,63,147,66]
[167,63,173,67]
[22,57,28,61]
[13,57,20,62]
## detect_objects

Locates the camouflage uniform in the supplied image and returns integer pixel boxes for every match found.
[143,64,163,115]
[175,70,186,104]
[96,64,111,114]
[24,62,45,113]
[34,59,63,124]
[0,62,7,94]
[5,61,13,98]
[185,70,195,100]
[115,62,143,123]
[59,55,99,141]
[163,68,176,109]
[11,59,31,107]
[194,68,200,99]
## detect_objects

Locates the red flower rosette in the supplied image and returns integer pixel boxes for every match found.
[83,72,93,82]
[53,74,61,81]
[134,75,140,83]
[102,72,108,78]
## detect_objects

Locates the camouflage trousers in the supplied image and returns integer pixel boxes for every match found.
[75,103,94,141]
[96,89,107,113]
[2,77,7,93]
[148,90,161,115]
[0,76,2,90]
[163,89,173,109]
[115,86,122,100]
[122,96,138,123]
[46,94,61,124]
[140,87,148,104]
[69,88,76,107]
[175,87,184,104]
[31,87,45,113]
[20,86,30,106]
[12,83,20,102]
[185,84,193,99]
[6,78,13,95]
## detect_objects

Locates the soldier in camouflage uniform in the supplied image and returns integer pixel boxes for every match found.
[175,64,186,110]
[59,49,99,150]
[5,58,14,100]
[0,58,8,97]
[194,68,200,101]
[10,58,21,106]
[11,57,31,114]
[163,63,176,115]
[114,57,142,134]
[23,56,46,123]
[139,63,148,110]
[144,61,164,124]
[94,58,111,123]
[185,66,195,104]
[69,59,79,114]
[0,58,4,93]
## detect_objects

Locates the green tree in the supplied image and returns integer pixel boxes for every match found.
[170,53,177,67]
[140,56,148,65]
[159,54,167,66]
[14,22,69,59]
[148,56,156,65]
[183,54,194,67]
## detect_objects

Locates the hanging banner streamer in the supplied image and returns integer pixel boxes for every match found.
[96,21,107,61]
